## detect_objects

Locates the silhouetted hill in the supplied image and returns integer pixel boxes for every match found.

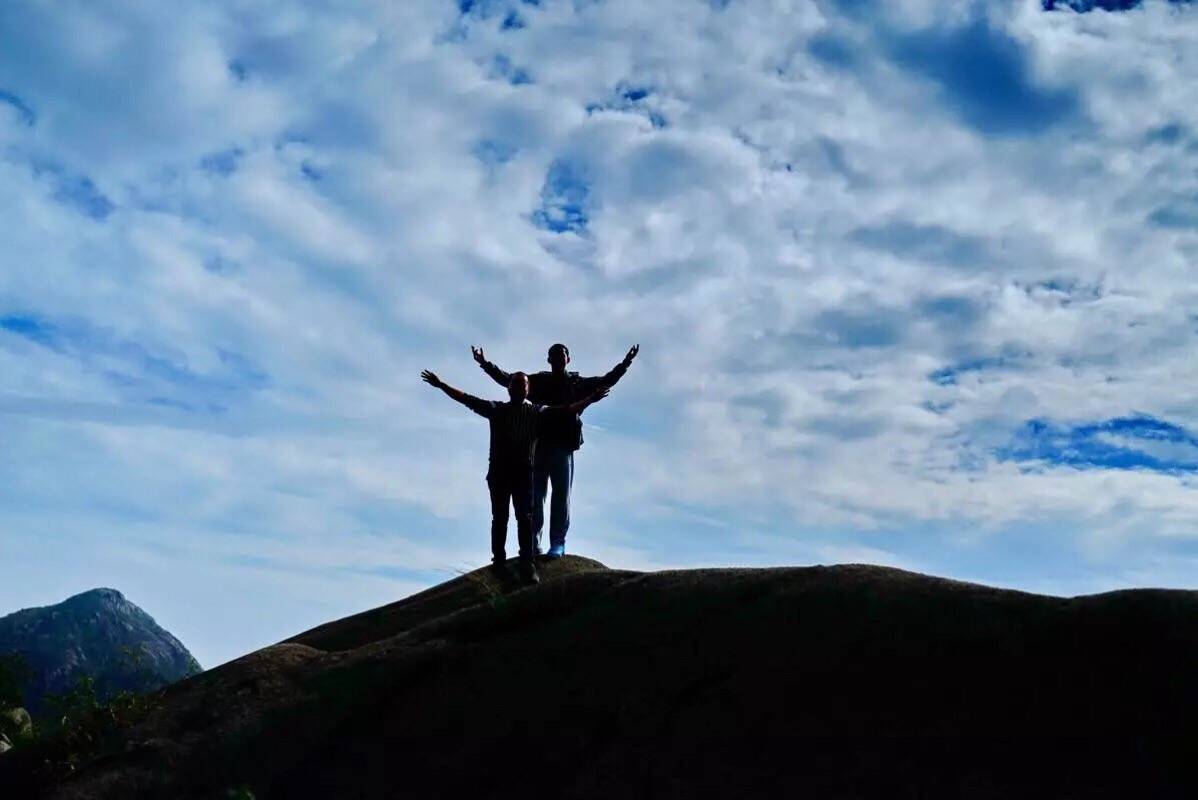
[2,558,1195,798]
[0,588,200,715]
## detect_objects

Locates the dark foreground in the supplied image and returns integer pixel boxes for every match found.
[2,557,1195,798]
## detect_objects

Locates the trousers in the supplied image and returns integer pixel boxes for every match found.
[532,444,574,551]
[487,467,534,564]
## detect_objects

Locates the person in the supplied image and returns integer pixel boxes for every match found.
[470,343,638,559]
[421,368,609,585]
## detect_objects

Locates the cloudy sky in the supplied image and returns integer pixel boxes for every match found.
[2,0,1197,668]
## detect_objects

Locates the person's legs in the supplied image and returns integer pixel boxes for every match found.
[486,475,511,565]
[531,449,551,554]
[547,446,574,554]
[511,468,539,584]
[511,468,535,561]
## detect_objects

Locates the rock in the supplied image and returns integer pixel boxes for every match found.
[1,707,32,739]
[0,707,30,755]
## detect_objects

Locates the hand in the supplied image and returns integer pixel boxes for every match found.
[471,346,486,366]
[622,344,639,367]
[591,386,611,404]
[421,370,442,389]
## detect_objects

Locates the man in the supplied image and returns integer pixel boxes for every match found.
[421,368,609,585]
[470,343,639,558]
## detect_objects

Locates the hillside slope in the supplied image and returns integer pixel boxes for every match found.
[2,557,1195,799]
[0,588,200,716]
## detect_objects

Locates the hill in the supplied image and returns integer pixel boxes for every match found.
[1,557,1195,798]
[0,588,201,716]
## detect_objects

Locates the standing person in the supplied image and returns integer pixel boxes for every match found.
[470,343,639,559]
[420,368,609,585]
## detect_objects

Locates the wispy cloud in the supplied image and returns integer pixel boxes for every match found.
[0,89,35,126]
[1,0,1197,666]
[998,415,1198,473]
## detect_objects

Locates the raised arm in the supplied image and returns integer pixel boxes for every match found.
[421,370,491,416]
[471,346,511,388]
[579,344,639,393]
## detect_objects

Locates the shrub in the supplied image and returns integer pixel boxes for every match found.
[37,672,164,775]
[0,645,166,781]
[0,653,29,711]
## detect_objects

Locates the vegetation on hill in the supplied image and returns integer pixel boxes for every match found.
[0,644,168,781]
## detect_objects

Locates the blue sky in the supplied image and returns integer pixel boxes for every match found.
[2,0,1198,668]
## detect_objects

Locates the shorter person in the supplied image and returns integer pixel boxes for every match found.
[421,368,609,585]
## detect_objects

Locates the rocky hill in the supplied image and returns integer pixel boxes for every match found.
[0,588,200,716]
[1,557,1195,798]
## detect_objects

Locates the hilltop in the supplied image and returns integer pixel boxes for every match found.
[1,557,1195,798]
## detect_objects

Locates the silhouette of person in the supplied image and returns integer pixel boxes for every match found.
[471,343,638,558]
[421,369,609,585]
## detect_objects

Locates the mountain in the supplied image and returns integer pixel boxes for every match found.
[2,557,1196,798]
[0,588,201,716]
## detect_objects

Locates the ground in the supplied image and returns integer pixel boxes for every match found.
[2,556,1195,798]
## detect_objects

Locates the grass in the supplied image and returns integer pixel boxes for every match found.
[452,564,510,609]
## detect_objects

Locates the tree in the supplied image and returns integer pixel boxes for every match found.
[0,652,30,711]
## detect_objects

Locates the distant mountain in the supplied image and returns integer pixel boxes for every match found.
[3,558,1193,799]
[1042,0,1193,11]
[0,589,200,716]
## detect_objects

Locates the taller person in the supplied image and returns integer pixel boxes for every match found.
[471,342,639,558]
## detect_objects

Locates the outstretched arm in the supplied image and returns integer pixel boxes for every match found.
[471,346,511,388]
[566,385,610,416]
[581,344,640,393]
[422,370,491,416]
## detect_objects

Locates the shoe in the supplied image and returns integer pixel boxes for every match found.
[519,561,541,586]
[489,560,510,579]
[545,544,565,560]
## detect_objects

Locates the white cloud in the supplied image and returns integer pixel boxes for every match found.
[2,0,1197,665]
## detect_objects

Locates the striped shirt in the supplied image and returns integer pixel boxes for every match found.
[461,396,558,473]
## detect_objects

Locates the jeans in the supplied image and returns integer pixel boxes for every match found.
[532,444,574,552]
[487,468,534,564]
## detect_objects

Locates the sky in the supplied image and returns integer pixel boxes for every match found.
[1,0,1197,669]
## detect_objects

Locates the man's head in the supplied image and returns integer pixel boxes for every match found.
[508,372,530,402]
[547,343,570,372]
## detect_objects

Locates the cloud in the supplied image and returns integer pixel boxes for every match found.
[531,158,592,233]
[200,148,245,177]
[1043,0,1193,11]
[851,220,991,267]
[2,0,1198,665]
[884,17,1082,137]
[998,415,1198,473]
[1148,200,1198,230]
[0,89,35,126]
[47,171,116,221]
[929,354,1025,386]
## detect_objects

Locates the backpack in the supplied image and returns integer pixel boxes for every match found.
[534,372,586,451]
[563,410,584,451]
